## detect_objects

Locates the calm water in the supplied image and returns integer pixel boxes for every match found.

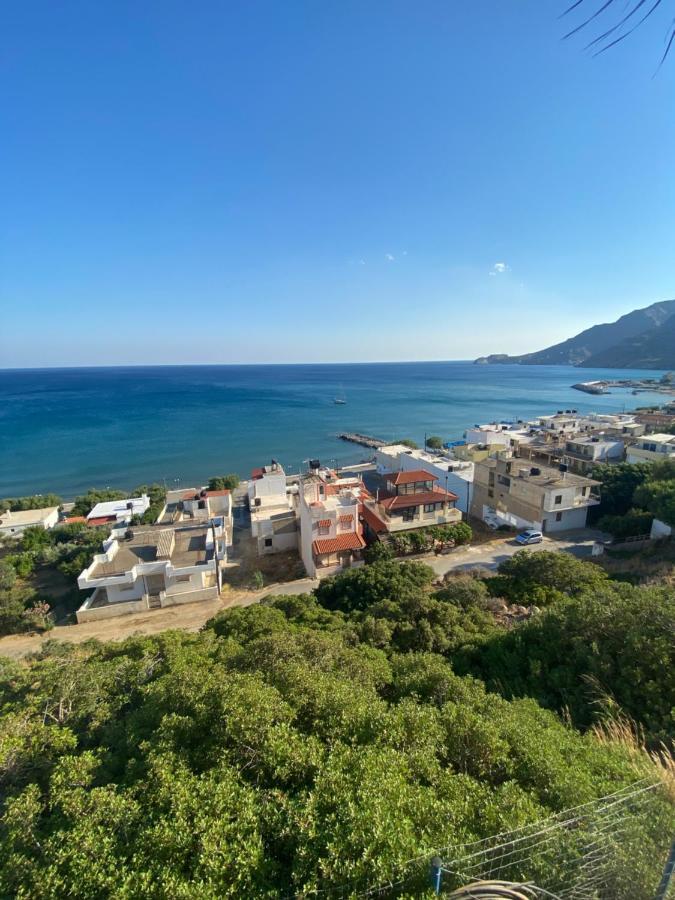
[0,362,668,498]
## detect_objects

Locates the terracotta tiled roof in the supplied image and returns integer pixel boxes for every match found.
[251,467,265,480]
[183,491,198,501]
[87,516,117,527]
[385,470,438,485]
[313,532,365,555]
[206,489,230,497]
[339,514,353,525]
[63,516,87,524]
[317,518,332,528]
[360,503,388,533]
[380,488,457,511]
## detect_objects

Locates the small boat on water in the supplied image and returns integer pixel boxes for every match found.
[334,384,347,405]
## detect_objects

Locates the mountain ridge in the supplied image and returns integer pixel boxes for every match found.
[474,299,675,369]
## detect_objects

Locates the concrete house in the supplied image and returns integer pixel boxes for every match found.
[0,506,60,536]
[361,469,461,543]
[470,456,600,533]
[86,494,150,528]
[248,461,298,555]
[626,434,675,465]
[76,521,227,622]
[297,465,366,578]
[562,436,625,474]
[375,444,474,514]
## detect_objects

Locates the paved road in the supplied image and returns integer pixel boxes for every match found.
[424,530,605,578]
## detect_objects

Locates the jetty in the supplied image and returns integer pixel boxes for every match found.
[339,432,391,449]
[572,381,609,395]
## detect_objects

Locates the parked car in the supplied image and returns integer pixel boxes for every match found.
[515,530,543,545]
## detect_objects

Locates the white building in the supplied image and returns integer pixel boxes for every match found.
[296,466,366,578]
[0,506,60,536]
[248,461,298,555]
[375,444,474,514]
[464,422,532,446]
[86,494,150,526]
[76,522,227,622]
[626,434,675,465]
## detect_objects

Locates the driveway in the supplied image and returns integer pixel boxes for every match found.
[424,530,606,578]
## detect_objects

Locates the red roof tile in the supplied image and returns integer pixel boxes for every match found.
[339,514,354,525]
[385,470,438,485]
[63,516,87,524]
[360,503,388,533]
[251,467,265,480]
[313,532,365,555]
[380,488,457,511]
[87,516,117,527]
[206,489,230,497]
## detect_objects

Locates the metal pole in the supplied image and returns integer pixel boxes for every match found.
[655,838,675,900]
[430,856,442,895]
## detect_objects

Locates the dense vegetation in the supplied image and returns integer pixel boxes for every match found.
[131,484,168,524]
[593,458,675,534]
[0,524,105,635]
[0,494,62,512]
[1,543,673,894]
[208,474,240,491]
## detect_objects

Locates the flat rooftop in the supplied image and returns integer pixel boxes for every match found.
[0,506,58,527]
[483,457,599,488]
[90,525,212,577]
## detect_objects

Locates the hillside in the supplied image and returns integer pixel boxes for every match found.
[583,313,675,368]
[474,299,675,368]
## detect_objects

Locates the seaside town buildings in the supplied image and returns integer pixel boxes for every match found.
[68,400,675,620]
[361,469,461,543]
[85,494,150,528]
[470,456,600,533]
[374,444,474,513]
[626,433,675,465]
[248,461,298,555]
[76,520,228,622]
[296,464,367,578]
[0,505,59,536]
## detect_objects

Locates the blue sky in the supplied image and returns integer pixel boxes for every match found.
[2,1,674,367]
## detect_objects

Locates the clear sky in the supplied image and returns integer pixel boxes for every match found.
[2,1,674,367]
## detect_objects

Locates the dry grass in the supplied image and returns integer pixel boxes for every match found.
[591,715,675,804]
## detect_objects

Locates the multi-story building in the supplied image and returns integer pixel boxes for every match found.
[0,506,60,537]
[470,456,600,533]
[361,469,461,542]
[626,433,675,465]
[562,436,625,474]
[76,521,227,622]
[248,460,298,555]
[296,465,367,578]
[375,444,474,513]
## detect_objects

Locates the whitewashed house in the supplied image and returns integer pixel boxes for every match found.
[375,444,474,514]
[86,494,150,527]
[0,506,60,536]
[248,461,298,555]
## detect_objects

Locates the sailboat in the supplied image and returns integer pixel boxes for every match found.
[333,384,347,405]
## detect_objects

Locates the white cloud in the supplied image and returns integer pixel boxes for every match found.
[385,253,395,261]
[359,259,366,265]
[490,261,508,275]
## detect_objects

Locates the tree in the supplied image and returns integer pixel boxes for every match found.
[426,435,444,450]
[315,560,435,613]
[634,479,675,527]
[490,551,609,607]
[363,542,394,564]
[399,438,418,450]
[590,462,651,520]
[0,494,61,512]
[597,509,654,540]
[208,474,240,491]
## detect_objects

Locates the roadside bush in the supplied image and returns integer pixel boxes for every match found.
[363,542,394,564]
[598,509,654,540]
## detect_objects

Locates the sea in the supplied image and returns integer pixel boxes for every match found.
[0,362,669,499]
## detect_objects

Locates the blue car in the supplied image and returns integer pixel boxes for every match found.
[516,530,543,545]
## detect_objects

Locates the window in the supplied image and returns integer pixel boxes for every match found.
[401,508,415,522]
[555,512,563,522]
[254,497,261,507]
[264,537,273,548]
[173,574,191,583]
[488,489,494,498]
[554,495,562,505]
[497,475,511,487]
[423,503,438,513]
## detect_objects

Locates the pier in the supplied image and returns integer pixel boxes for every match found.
[339,432,392,449]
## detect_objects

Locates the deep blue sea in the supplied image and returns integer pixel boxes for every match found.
[0,362,668,499]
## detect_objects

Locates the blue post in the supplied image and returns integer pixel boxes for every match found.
[655,838,675,900]
[430,856,443,895]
